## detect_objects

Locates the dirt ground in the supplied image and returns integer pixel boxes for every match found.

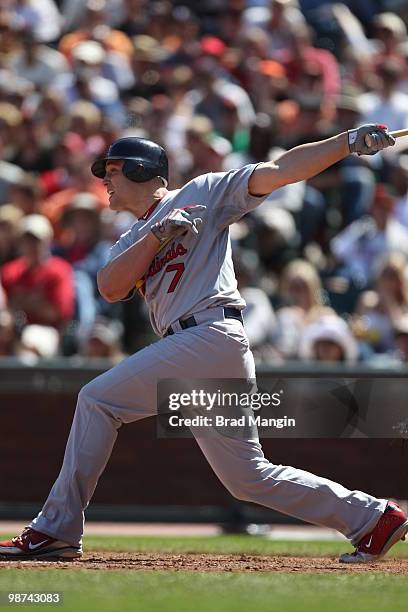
[1,553,408,573]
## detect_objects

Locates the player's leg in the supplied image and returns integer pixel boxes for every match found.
[26,343,162,548]
[186,320,405,559]
[193,426,408,562]
[193,430,385,545]
[17,321,254,550]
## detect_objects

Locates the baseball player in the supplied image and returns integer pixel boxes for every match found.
[1,125,407,563]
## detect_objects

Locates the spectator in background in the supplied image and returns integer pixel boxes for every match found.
[358,58,408,138]
[390,153,408,228]
[399,41,408,95]
[144,95,177,157]
[216,97,250,154]
[334,89,364,134]
[0,308,19,357]
[0,102,23,163]
[59,0,125,33]
[127,34,169,100]
[161,65,195,159]
[19,323,60,361]
[371,12,407,69]
[242,0,306,57]
[1,214,74,330]
[40,138,108,234]
[116,0,150,38]
[352,252,408,355]
[53,192,113,315]
[189,56,255,136]
[51,40,125,126]
[247,58,288,116]
[225,112,277,169]
[0,284,5,309]
[274,258,331,359]
[237,27,270,69]
[13,0,62,43]
[274,22,341,101]
[183,115,231,182]
[331,184,408,289]
[298,314,358,364]
[8,176,43,215]
[253,206,298,272]
[1,0,41,36]
[172,6,203,57]
[0,140,26,205]
[78,317,125,363]
[393,315,408,363]
[145,1,182,44]
[67,100,103,144]
[6,31,69,90]
[329,3,374,69]
[70,39,135,92]
[0,204,23,265]
[233,246,279,362]
[58,0,133,61]
[9,115,55,173]
[30,90,65,130]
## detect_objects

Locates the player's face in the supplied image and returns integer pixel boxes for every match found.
[103,160,135,211]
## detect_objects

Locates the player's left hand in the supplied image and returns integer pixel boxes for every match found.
[348,124,396,156]
[151,205,207,243]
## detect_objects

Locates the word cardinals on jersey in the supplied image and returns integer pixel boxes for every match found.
[147,241,187,279]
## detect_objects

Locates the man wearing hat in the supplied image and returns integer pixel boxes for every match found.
[1,214,74,329]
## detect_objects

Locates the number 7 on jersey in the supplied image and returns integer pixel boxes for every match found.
[165,263,185,293]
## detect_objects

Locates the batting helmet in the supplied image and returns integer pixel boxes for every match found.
[91,137,169,186]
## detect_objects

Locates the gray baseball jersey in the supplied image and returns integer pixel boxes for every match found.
[109,164,267,336]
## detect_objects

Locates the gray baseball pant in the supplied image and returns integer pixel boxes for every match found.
[30,315,386,546]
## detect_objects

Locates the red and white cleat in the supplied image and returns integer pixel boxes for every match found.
[340,502,408,563]
[0,527,82,560]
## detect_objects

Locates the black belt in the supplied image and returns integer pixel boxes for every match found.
[164,307,243,337]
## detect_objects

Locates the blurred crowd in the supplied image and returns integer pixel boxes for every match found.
[1,0,408,366]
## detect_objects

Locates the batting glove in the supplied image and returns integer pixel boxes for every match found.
[348,124,396,156]
[151,205,206,244]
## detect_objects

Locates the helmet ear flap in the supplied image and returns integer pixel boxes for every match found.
[122,160,146,182]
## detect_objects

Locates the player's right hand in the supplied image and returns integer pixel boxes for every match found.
[348,124,395,156]
[150,205,206,243]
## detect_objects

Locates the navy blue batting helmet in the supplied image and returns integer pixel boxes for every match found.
[91,137,169,186]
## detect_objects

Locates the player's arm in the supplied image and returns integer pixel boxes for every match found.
[97,232,160,303]
[248,125,395,196]
[97,205,206,302]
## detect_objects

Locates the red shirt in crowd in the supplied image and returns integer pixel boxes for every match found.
[1,256,75,328]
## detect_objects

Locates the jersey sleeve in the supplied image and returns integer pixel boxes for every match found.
[108,226,137,261]
[107,206,165,261]
[204,164,270,230]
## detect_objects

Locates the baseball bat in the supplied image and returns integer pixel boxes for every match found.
[390,128,408,139]
[364,128,408,147]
